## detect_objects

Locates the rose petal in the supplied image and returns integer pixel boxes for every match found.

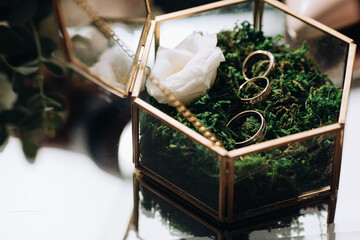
[146,32,225,105]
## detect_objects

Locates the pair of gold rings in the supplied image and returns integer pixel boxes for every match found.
[227,50,275,146]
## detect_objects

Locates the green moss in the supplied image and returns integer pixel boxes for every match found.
[139,22,340,215]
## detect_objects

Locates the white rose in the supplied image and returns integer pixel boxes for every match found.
[146,32,225,106]
[91,45,133,93]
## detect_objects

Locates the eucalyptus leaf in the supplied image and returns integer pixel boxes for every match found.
[0,26,26,55]
[23,59,39,67]
[43,60,64,76]
[44,96,63,108]
[13,65,39,75]
[21,133,38,163]
[43,111,62,138]
[43,112,62,129]
[45,128,56,138]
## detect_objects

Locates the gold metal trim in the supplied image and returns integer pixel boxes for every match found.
[227,123,342,159]
[332,130,344,192]
[133,98,228,157]
[329,129,344,222]
[53,0,151,98]
[52,0,73,62]
[298,186,331,198]
[226,157,235,222]
[122,209,136,239]
[231,186,332,222]
[219,156,229,222]
[339,43,357,124]
[155,21,160,53]
[155,0,251,23]
[132,102,139,167]
[128,13,153,96]
[131,20,156,98]
[137,165,222,221]
[67,61,129,97]
[253,0,264,31]
[134,172,222,232]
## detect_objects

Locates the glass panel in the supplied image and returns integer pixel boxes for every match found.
[134,180,329,240]
[157,1,253,48]
[262,2,349,87]
[233,132,336,216]
[137,184,218,240]
[138,108,220,213]
[58,0,148,93]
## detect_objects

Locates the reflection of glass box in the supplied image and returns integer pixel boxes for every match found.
[54,0,356,223]
[129,172,332,239]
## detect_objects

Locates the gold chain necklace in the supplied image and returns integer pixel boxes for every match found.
[74,0,223,148]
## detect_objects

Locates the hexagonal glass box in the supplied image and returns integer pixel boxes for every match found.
[130,171,333,239]
[55,0,356,223]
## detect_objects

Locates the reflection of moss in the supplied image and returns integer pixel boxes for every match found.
[139,185,217,238]
[139,182,328,239]
[139,22,340,214]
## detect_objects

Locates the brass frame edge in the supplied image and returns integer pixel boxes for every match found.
[155,0,251,23]
[53,0,152,98]
[339,43,357,124]
[226,157,235,222]
[231,187,332,222]
[137,166,222,221]
[227,123,342,159]
[52,0,74,63]
[332,130,345,192]
[134,172,223,233]
[154,21,160,53]
[131,20,156,98]
[67,60,128,97]
[327,128,345,223]
[219,156,230,222]
[132,102,139,167]
[253,0,264,31]
[133,98,228,157]
[128,10,153,95]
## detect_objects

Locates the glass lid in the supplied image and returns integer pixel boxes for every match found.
[55,0,151,97]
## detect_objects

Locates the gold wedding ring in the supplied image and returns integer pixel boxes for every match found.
[226,110,266,146]
[238,76,271,104]
[242,50,275,81]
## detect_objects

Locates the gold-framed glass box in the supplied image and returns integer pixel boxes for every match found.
[129,171,332,239]
[54,0,356,223]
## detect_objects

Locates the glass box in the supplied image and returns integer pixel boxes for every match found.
[128,172,332,239]
[54,0,356,223]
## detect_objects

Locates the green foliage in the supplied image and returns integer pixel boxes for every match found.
[0,0,65,161]
[139,21,341,217]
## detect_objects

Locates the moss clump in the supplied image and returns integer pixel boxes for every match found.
[139,21,340,214]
